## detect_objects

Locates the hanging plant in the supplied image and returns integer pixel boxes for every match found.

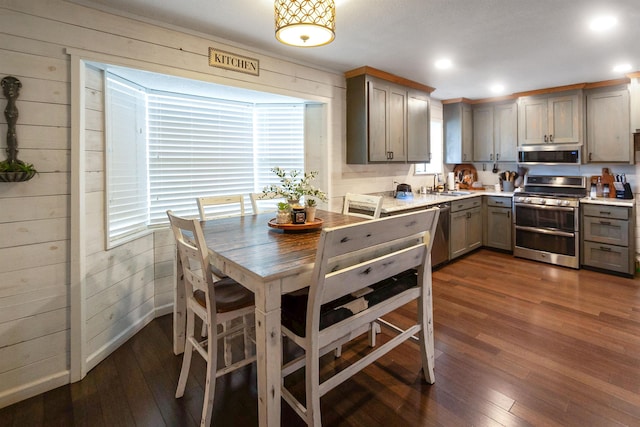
[0,76,37,182]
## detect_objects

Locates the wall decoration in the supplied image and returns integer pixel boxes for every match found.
[0,76,37,182]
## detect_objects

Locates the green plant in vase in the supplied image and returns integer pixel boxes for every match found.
[261,167,327,206]
[276,202,291,224]
[305,198,318,222]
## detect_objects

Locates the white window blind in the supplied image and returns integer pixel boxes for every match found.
[105,74,148,246]
[254,104,305,193]
[147,94,305,222]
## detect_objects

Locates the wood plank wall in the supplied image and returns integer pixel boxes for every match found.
[0,0,345,408]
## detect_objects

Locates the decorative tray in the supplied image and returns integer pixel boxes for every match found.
[268,218,323,232]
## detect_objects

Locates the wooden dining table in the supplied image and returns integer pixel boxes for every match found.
[172,210,366,427]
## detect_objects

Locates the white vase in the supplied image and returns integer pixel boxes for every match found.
[306,206,317,222]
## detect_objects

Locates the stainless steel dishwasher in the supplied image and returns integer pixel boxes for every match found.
[432,202,450,267]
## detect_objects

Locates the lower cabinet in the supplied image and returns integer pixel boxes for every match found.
[581,203,635,276]
[450,197,482,259]
[484,196,513,251]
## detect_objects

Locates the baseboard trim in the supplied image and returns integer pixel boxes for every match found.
[86,310,156,372]
[0,371,69,409]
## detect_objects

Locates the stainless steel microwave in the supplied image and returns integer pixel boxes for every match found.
[517,144,581,165]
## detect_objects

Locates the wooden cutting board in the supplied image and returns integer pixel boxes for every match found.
[453,164,478,189]
[590,168,616,198]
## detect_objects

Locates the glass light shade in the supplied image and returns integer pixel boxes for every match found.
[275,0,335,47]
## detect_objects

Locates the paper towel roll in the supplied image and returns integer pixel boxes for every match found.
[447,172,455,191]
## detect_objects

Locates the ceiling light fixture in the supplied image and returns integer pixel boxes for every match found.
[490,84,505,94]
[435,59,453,70]
[589,15,617,32]
[275,0,336,47]
[613,63,632,73]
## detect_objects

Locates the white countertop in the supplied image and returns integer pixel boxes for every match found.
[377,190,513,214]
[580,197,635,208]
[370,191,635,214]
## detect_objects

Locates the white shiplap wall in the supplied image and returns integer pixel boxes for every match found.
[0,0,345,408]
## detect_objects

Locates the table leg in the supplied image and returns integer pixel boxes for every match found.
[173,252,186,355]
[255,305,282,427]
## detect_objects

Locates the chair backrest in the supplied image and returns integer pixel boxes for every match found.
[342,193,383,219]
[249,192,286,214]
[166,211,216,312]
[308,208,439,344]
[197,194,245,220]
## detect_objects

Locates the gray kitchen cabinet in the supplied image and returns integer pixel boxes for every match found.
[585,86,631,163]
[473,101,517,162]
[484,196,512,251]
[450,197,482,259]
[581,203,635,276]
[518,91,582,145]
[444,101,473,163]
[346,71,431,164]
[407,90,431,162]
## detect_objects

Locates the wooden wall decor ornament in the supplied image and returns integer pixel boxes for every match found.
[0,76,37,182]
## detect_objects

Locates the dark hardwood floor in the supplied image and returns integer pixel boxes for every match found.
[2,249,639,426]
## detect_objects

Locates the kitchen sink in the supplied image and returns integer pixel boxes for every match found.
[440,191,472,196]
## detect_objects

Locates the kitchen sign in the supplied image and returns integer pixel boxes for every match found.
[208,48,259,76]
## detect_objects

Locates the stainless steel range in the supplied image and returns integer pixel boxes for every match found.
[513,175,587,269]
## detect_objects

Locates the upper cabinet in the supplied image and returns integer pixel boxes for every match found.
[585,86,631,163]
[346,67,433,164]
[444,101,473,164]
[472,101,517,162]
[518,91,582,145]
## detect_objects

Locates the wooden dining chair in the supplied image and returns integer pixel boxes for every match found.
[342,193,383,219]
[280,208,440,427]
[341,192,385,348]
[196,194,250,362]
[249,192,286,214]
[197,194,245,220]
[167,210,256,427]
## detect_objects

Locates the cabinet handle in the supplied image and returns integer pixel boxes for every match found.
[507,211,511,219]
[544,135,548,143]
[490,153,493,161]
[389,151,394,160]
[549,134,553,142]
[496,153,500,161]
[599,221,611,225]
[589,152,592,161]
[599,246,612,252]
[599,211,612,215]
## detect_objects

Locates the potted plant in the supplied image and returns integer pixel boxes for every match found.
[276,201,291,224]
[261,167,327,206]
[305,198,318,222]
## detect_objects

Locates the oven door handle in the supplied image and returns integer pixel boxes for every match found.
[515,225,575,238]
[514,204,575,212]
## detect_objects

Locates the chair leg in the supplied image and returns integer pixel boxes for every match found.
[306,352,323,427]
[242,314,252,360]
[176,310,196,398]
[223,321,232,366]
[368,321,381,347]
[201,320,218,426]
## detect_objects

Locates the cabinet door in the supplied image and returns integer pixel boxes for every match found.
[548,94,580,143]
[493,102,517,161]
[444,103,473,163]
[467,207,483,251]
[449,210,468,259]
[518,96,548,145]
[586,89,630,162]
[473,106,493,162]
[368,80,389,162]
[388,86,407,161]
[486,207,512,250]
[407,92,430,162]
[461,105,473,162]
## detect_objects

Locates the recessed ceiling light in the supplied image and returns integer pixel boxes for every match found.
[613,63,632,73]
[435,59,452,70]
[490,84,505,94]
[589,15,617,32]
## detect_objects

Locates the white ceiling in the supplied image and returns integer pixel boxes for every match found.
[72,0,640,100]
